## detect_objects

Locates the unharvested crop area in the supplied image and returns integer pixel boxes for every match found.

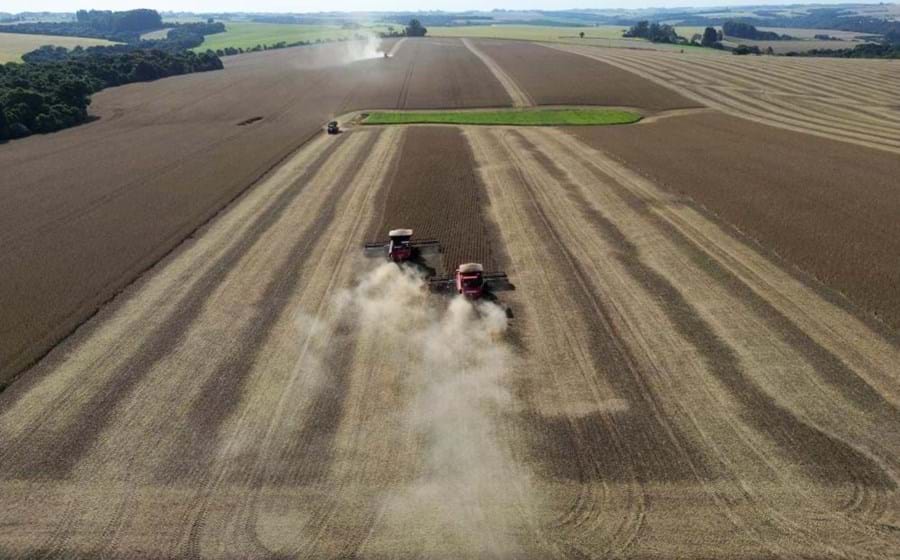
[194,22,390,52]
[364,107,641,126]
[1,37,899,559]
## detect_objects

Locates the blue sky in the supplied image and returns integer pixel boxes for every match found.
[3,0,881,15]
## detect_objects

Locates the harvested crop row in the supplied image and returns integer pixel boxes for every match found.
[553,44,900,154]
[572,110,900,330]
[467,125,900,558]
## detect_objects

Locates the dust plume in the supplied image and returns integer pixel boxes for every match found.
[307,32,386,67]
[330,262,532,557]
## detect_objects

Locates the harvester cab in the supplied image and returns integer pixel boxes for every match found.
[363,228,442,272]
[430,263,513,300]
[387,228,414,262]
[326,121,340,135]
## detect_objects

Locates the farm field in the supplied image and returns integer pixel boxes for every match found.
[720,37,871,53]
[1,36,899,558]
[470,39,702,110]
[430,23,876,53]
[430,24,701,52]
[0,31,116,62]
[0,37,510,384]
[194,22,389,52]
[552,42,900,154]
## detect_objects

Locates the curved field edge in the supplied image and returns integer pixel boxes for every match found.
[363,108,642,126]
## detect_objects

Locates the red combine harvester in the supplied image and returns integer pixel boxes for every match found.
[430,263,513,300]
[364,228,441,269]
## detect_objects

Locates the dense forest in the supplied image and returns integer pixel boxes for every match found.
[722,21,793,41]
[789,40,900,58]
[0,9,225,142]
[623,21,681,44]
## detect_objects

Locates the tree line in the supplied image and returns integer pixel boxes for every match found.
[1,9,226,142]
[722,21,793,41]
[0,11,225,48]
[624,18,899,57]
[380,19,428,38]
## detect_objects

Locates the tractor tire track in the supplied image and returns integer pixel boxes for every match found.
[462,38,534,107]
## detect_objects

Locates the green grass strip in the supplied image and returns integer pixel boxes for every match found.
[363,108,641,127]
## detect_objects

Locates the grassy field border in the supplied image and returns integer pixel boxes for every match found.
[363,107,642,127]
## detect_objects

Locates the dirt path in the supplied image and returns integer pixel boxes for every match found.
[461,38,534,107]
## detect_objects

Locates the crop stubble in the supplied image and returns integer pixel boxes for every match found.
[0,38,510,384]
[572,110,900,331]
[1,38,899,558]
[466,124,900,557]
[552,43,900,154]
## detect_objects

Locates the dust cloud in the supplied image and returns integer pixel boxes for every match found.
[307,32,387,67]
[328,262,532,557]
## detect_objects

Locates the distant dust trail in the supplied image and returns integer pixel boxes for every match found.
[462,38,534,107]
[313,32,387,65]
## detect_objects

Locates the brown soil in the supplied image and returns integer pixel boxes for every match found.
[572,111,900,330]
[471,39,699,110]
[367,125,501,273]
[0,38,510,384]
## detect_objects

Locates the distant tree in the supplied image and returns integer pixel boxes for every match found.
[130,59,160,81]
[0,102,9,141]
[765,46,775,55]
[207,17,214,24]
[8,122,31,139]
[732,44,762,55]
[623,20,650,38]
[691,33,702,45]
[405,19,427,37]
[701,27,718,47]
[716,29,724,41]
[579,31,585,38]
[623,20,679,43]
[723,21,791,41]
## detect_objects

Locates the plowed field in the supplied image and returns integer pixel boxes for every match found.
[1,38,899,559]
